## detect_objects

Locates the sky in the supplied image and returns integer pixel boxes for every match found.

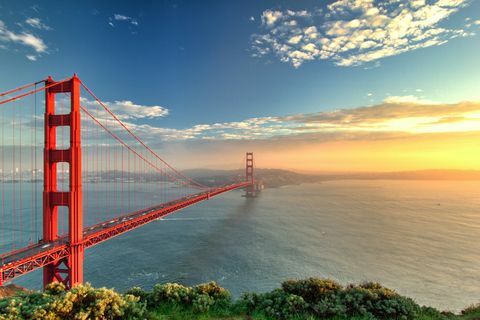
[1,0,480,172]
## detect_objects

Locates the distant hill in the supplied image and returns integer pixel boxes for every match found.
[183,168,480,188]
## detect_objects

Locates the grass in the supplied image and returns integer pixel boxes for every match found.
[146,302,480,320]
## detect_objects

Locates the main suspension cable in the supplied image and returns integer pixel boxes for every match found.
[80,80,208,189]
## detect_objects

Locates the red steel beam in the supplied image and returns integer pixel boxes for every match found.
[0,182,250,285]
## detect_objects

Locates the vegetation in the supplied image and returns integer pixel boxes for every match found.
[0,278,478,320]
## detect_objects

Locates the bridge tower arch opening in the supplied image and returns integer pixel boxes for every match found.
[43,75,83,289]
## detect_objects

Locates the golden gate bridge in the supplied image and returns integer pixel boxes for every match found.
[0,75,255,289]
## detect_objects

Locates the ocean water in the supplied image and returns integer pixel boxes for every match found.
[10,180,480,312]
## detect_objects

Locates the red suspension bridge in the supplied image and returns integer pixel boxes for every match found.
[0,75,256,289]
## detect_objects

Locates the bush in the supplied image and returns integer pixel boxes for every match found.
[148,281,230,313]
[461,303,480,316]
[281,278,345,317]
[419,306,451,320]
[342,282,419,319]
[0,283,146,320]
[193,282,231,307]
[282,278,343,304]
[0,278,469,320]
[124,286,149,304]
[237,289,308,319]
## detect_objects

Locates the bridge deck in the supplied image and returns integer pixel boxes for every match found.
[0,182,250,284]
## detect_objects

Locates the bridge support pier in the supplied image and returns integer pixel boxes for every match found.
[43,75,83,289]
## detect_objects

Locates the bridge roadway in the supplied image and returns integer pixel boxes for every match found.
[0,181,250,284]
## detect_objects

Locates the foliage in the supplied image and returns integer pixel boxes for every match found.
[145,281,230,313]
[237,289,308,319]
[0,278,478,320]
[282,278,343,304]
[0,282,146,320]
[340,282,419,319]
[459,303,480,320]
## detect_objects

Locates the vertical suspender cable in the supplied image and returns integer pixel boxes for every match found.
[19,99,23,246]
[1,94,4,251]
[12,101,16,250]
[34,85,38,241]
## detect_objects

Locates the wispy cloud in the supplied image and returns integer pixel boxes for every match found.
[107,98,480,142]
[0,19,48,60]
[25,17,51,30]
[251,0,474,67]
[383,95,434,104]
[81,98,168,120]
[109,14,139,27]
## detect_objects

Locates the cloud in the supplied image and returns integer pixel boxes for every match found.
[107,99,480,143]
[261,10,283,26]
[0,20,47,54]
[111,14,138,26]
[25,17,51,30]
[251,0,474,67]
[383,95,435,104]
[81,98,168,120]
[26,54,37,61]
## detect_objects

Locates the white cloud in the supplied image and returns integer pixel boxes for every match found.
[114,99,480,142]
[367,92,373,97]
[261,10,283,26]
[383,95,434,104]
[0,20,47,53]
[25,18,51,30]
[108,100,168,119]
[288,35,302,44]
[249,16,255,22]
[251,0,473,68]
[114,14,129,21]
[81,98,168,120]
[26,54,37,61]
[113,14,138,26]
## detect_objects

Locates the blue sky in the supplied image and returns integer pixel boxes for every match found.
[1,0,480,170]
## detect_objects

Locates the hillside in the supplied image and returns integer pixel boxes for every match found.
[0,278,478,319]
[184,168,480,188]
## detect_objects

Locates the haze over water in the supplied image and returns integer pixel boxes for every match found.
[13,180,480,312]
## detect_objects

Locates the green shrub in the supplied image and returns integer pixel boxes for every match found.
[193,281,231,307]
[44,282,66,296]
[282,278,343,304]
[125,286,149,304]
[192,293,215,313]
[281,278,346,317]
[419,306,451,320]
[238,289,308,319]
[0,283,146,320]
[151,283,192,305]
[342,282,419,319]
[1,278,474,320]
[461,303,480,316]
[147,281,230,313]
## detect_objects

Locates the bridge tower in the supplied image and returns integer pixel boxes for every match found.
[245,152,255,197]
[43,75,83,289]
